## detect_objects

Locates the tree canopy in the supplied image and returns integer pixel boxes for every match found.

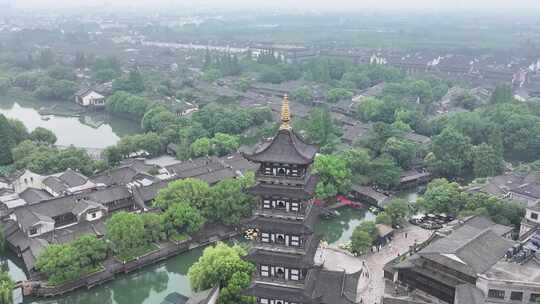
[0,271,14,304]
[188,242,255,304]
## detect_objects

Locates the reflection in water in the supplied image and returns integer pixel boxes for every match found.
[112,269,169,304]
[315,208,376,245]
[16,247,205,304]
[8,207,402,303]
[0,101,140,149]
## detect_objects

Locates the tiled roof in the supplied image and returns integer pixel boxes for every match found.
[244,129,317,165]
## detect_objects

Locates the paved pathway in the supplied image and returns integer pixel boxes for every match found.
[318,224,432,304]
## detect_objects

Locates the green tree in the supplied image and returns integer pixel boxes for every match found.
[326,88,353,103]
[206,177,255,225]
[382,137,417,169]
[472,143,503,178]
[106,91,152,119]
[36,244,81,285]
[47,65,75,80]
[258,67,284,84]
[490,84,513,104]
[313,154,352,199]
[162,203,205,239]
[417,179,464,215]
[154,178,211,210]
[141,106,177,133]
[291,86,313,104]
[8,119,29,144]
[357,97,385,122]
[357,221,378,239]
[11,141,98,175]
[340,148,371,176]
[38,48,55,68]
[190,137,213,157]
[202,68,221,82]
[375,212,392,225]
[368,154,402,189]
[211,133,240,156]
[342,71,371,89]
[384,199,410,225]
[427,127,473,177]
[29,127,57,145]
[71,235,108,268]
[409,80,433,104]
[350,229,373,255]
[0,115,17,165]
[0,271,14,304]
[236,77,251,92]
[188,242,255,299]
[113,70,145,93]
[219,272,256,304]
[300,108,341,153]
[106,212,147,261]
[141,213,165,243]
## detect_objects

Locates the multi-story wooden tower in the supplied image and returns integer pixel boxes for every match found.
[243,96,361,304]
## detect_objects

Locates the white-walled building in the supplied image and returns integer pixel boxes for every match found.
[75,88,106,107]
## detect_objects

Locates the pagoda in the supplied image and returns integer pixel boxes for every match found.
[243,95,361,304]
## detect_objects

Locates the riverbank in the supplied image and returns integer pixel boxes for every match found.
[0,100,141,148]
[19,224,239,300]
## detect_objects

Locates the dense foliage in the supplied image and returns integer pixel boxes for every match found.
[188,242,255,304]
[154,175,255,226]
[0,271,14,304]
[12,140,100,175]
[417,179,525,226]
[36,235,107,285]
[106,212,158,261]
[350,221,378,255]
[106,91,152,120]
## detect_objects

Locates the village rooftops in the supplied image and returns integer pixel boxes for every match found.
[418,227,513,277]
[472,171,540,206]
[394,217,515,279]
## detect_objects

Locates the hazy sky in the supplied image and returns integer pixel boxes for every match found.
[9,0,540,12]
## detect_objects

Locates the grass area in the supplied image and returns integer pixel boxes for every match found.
[116,243,160,262]
[170,233,189,243]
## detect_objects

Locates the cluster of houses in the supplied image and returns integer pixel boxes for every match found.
[382,170,540,304]
[0,153,256,274]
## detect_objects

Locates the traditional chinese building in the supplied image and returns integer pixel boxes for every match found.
[243,95,361,304]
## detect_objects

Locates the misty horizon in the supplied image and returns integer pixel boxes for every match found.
[4,0,540,13]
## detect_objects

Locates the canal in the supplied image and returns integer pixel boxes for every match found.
[3,205,381,304]
[0,99,140,149]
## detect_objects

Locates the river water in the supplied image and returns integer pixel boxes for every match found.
[0,97,423,303]
[4,205,384,304]
[0,100,140,149]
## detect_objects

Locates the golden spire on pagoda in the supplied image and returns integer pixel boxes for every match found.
[280,94,291,130]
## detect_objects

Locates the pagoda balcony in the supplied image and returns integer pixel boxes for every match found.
[255,171,309,186]
[252,242,307,255]
[254,208,307,220]
[253,275,306,289]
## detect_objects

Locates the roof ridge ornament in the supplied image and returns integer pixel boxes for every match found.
[280,94,292,130]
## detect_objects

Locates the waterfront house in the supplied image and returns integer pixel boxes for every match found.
[383,216,540,304]
[75,88,106,107]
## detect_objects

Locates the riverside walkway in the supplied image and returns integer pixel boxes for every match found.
[19,224,239,299]
[317,223,432,304]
